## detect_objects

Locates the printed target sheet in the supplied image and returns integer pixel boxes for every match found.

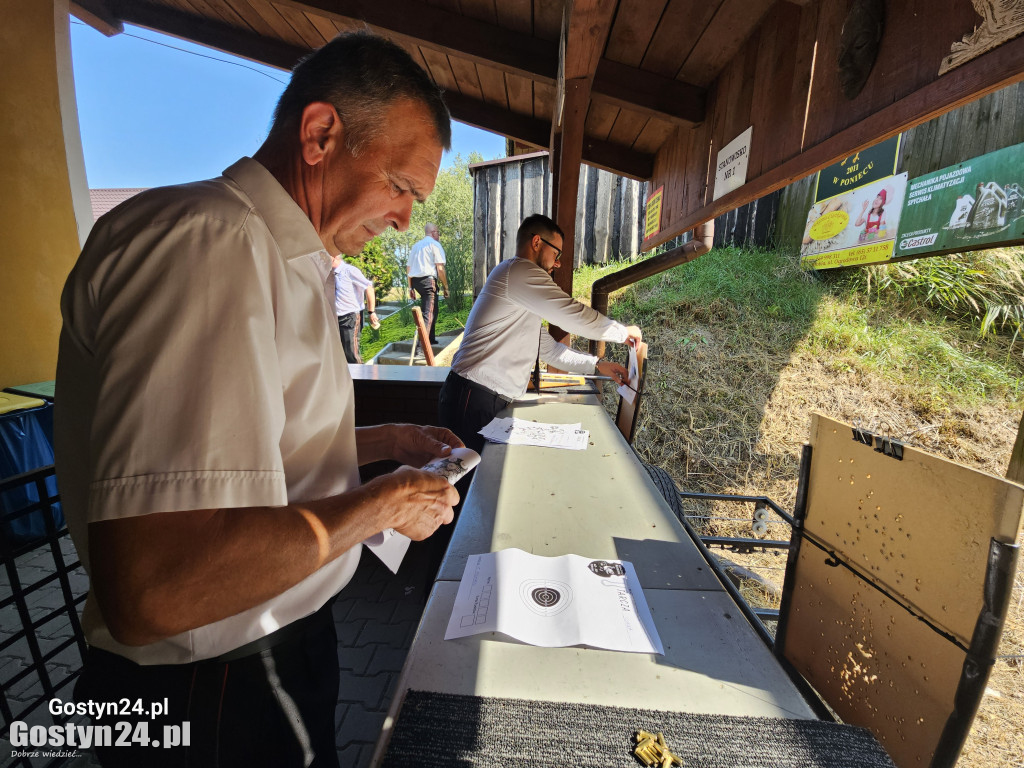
[445,548,664,654]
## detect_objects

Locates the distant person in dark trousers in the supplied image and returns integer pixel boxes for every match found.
[407,222,448,343]
[332,255,376,363]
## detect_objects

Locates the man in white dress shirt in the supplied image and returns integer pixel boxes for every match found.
[407,222,449,343]
[332,255,377,363]
[55,32,459,768]
[439,213,641,453]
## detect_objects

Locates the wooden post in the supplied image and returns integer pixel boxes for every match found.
[411,306,435,366]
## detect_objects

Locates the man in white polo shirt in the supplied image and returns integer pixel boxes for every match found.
[407,222,449,343]
[55,33,458,768]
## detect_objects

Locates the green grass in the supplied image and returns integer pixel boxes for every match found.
[567,245,1024,411]
[360,299,472,360]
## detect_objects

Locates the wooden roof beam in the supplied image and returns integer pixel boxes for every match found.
[273,0,556,82]
[442,91,653,180]
[276,0,705,126]
[70,0,123,37]
[593,59,705,125]
[111,1,307,70]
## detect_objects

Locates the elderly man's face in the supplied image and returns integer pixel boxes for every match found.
[317,99,442,256]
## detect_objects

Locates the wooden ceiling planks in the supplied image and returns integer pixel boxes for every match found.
[584,101,619,142]
[458,0,498,26]
[475,63,509,108]
[676,0,775,88]
[240,0,309,47]
[225,0,294,42]
[504,72,534,116]
[533,0,563,41]
[447,56,485,103]
[273,2,330,48]
[641,0,720,79]
[418,47,460,93]
[603,0,666,69]
[607,109,648,150]
[632,117,674,156]
[495,0,532,36]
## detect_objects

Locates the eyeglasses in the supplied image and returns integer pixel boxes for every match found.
[537,236,562,261]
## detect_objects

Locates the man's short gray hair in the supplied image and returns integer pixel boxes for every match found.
[270,31,451,155]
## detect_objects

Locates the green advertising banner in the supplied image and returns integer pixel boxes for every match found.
[814,135,901,203]
[896,141,1024,258]
[800,174,908,270]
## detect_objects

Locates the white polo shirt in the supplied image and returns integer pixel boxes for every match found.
[55,157,362,665]
[408,235,446,278]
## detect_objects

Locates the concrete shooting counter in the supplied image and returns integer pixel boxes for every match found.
[370,390,822,765]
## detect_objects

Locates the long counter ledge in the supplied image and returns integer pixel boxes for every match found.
[370,394,820,766]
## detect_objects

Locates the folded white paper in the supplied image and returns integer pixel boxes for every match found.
[363,447,482,573]
[445,548,663,655]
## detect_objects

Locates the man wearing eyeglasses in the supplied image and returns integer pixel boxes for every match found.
[439,213,642,453]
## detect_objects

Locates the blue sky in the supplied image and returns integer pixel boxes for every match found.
[69,21,507,189]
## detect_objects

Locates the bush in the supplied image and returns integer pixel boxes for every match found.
[346,237,398,303]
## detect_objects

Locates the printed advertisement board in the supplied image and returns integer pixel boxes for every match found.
[643,186,663,241]
[814,136,901,203]
[800,174,909,270]
[895,141,1024,258]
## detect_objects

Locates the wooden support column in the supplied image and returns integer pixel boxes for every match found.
[547,0,616,345]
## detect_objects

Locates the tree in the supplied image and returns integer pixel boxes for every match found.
[379,152,482,312]
[345,236,397,303]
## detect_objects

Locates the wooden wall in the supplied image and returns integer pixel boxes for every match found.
[470,152,645,294]
[648,0,1024,252]
[774,81,1024,252]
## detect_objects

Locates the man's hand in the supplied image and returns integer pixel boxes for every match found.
[409,288,417,300]
[366,466,459,541]
[624,325,642,345]
[389,424,464,467]
[596,360,630,386]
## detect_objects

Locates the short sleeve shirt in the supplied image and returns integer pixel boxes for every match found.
[407,235,446,278]
[55,158,362,664]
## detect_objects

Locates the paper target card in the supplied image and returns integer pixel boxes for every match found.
[444,548,664,654]
[363,448,480,573]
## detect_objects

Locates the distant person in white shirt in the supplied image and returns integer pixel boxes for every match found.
[439,213,640,453]
[331,255,377,363]
[407,222,449,344]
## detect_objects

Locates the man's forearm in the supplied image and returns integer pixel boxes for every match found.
[88,483,392,647]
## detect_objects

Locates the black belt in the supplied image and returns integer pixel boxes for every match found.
[446,370,513,404]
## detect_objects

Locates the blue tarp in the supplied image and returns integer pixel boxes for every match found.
[0,404,64,545]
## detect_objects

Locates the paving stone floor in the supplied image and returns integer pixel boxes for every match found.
[1,532,429,768]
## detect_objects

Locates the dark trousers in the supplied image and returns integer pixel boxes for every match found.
[74,604,340,768]
[410,276,439,344]
[337,312,360,363]
[437,371,511,456]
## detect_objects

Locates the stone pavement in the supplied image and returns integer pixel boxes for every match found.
[1,530,430,768]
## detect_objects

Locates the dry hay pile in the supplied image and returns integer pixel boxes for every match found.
[610,303,1024,768]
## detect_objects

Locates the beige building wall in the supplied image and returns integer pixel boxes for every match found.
[0,0,91,389]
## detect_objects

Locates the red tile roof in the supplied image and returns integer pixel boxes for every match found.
[89,188,148,221]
